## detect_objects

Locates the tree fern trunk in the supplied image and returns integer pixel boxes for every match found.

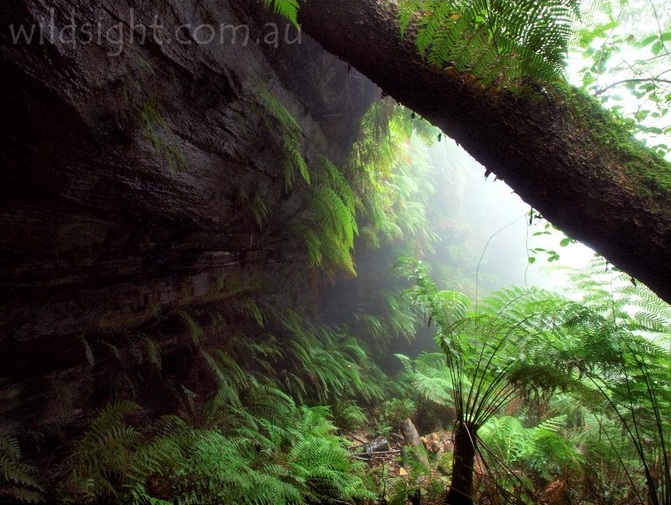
[446,420,477,505]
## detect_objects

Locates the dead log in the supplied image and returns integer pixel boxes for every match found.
[401,418,430,468]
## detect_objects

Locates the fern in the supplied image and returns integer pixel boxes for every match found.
[61,400,188,504]
[396,352,455,406]
[262,0,301,27]
[0,427,44,503]
[139,99,187,172]
[521,418,582,481]
[480,415,582,483]
[171,429,302,505]
[264,307,383,404]
[479,416,528,464]
[177,310,205,347]
[296,159,358,275]
[166,402,372,505]
[287,406,376,504]
[347,101,441,252]
[400,0,583,89]
[258,90,310,190]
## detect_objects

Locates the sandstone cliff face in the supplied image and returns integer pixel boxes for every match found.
[0,0,377,429]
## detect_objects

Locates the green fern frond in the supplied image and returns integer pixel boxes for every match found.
[536,414,568,433]
[259,89,301,134]
[257,89,310,190]
[261,0,301,27]
[177,310,205,346]
[480,415,528,464]
[0,430,21,462]
[296,158,358,275]
[402,0,583,89]
[283,137,311,190]
[64,401,149,502]
[0,428,44,504]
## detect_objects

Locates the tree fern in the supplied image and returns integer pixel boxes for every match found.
[400,263,616,504]
[551,260,671,505]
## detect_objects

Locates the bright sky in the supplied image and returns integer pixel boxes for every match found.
[568,0,671,155]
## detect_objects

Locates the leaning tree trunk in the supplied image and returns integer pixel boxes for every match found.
[446,420,478,505]
[297,0,671,305]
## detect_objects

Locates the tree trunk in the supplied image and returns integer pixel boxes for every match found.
[298,0,671,305]
[446,420,477,505]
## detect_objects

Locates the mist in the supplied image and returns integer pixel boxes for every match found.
[428,136,596,297]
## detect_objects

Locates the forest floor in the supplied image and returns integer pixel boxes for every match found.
[346,428,454,505]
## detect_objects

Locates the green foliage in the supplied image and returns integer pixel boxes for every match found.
[481,415,582,482]
[378,398,417,431]
[332,401,368,431]
[139,99,188,173]
[0,427,44,503]
[398,261,628,503]
[174,303,386,412]
[256,89,363,275]
[396,352,454,406]
[273,309,384,404]
[60,401,186,504]
[287,406,375,504]
[348,100,440,253]
[575,2,671,156]
[123,54,187,173]
[262,0,301,27]
[60,387,373,505]
[399,0,582,89]
[258,90,310,190]
[299,159,358,275]
[396,257,470,329]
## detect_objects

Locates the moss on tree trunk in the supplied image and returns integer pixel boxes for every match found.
[298,0,671,305]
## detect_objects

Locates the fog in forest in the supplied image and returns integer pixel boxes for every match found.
[428,137,596,297]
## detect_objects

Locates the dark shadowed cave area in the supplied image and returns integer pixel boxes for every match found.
[0,1,379,430]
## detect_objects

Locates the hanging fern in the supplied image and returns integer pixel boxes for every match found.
[347,100,440,251]
[295,158,358,275]
[399,0,582,89]
[258,90,310,190]
[261,0,301,27]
